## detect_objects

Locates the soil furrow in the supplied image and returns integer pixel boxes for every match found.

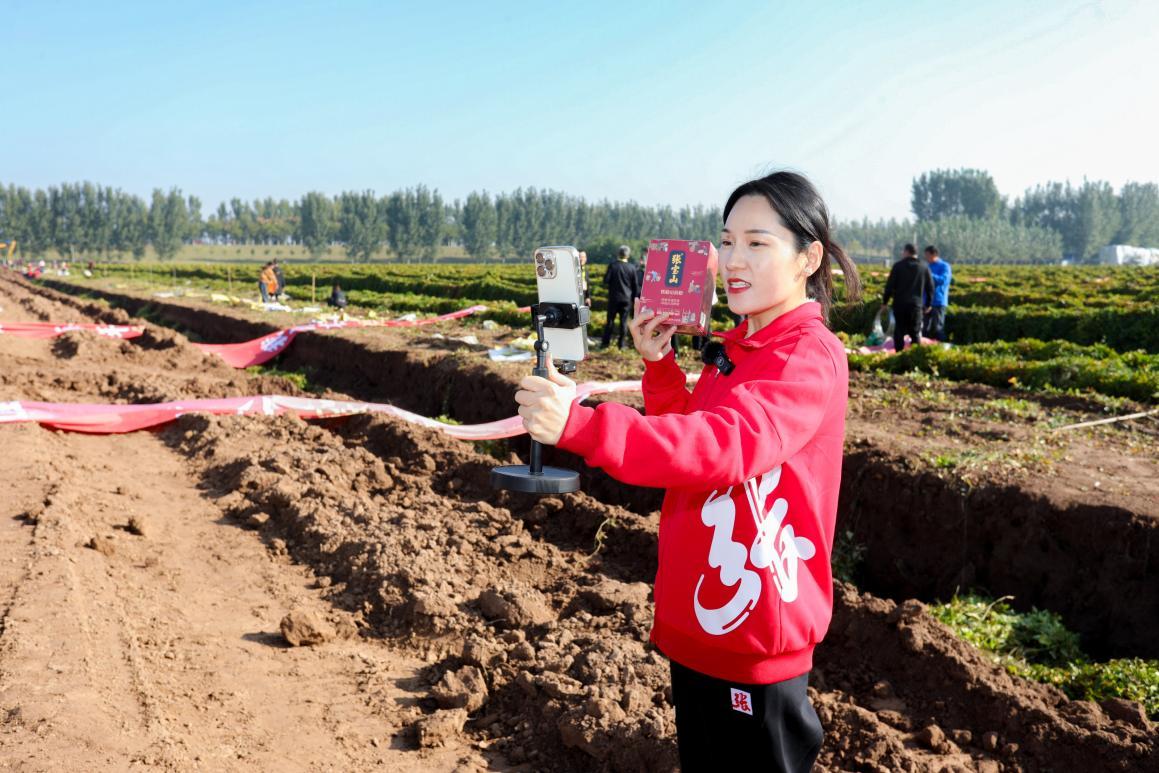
[0,276,494,771]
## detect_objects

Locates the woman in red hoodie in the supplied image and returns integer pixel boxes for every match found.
[515,171,862,771]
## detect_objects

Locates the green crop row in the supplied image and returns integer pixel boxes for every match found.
[848,339,1159,402]
[102,262,560,307]
[89,257,1159,303]
[831,300,1159,354]
[938,305,1159,353]
[850,264,1159,310]
[84,261,1159,355]
[839,265,1159,352]
[335,289,529,327]
[94,261,717,321]
[101,259,1159,312]
[930,594,1158,719]
[86,266,535,328]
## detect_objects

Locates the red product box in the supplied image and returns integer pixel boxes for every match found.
[639,239,719,335]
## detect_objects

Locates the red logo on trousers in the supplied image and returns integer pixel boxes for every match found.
[730,688,753,715]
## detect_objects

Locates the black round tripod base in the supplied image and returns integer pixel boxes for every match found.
[491,464,580,494]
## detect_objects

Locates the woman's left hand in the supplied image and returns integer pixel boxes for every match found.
[514,356,578,445]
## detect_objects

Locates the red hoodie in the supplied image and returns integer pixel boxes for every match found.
[557,301,847,684]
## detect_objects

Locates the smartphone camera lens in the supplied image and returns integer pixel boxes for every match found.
[536,265,546,277]
[545,259,555,272]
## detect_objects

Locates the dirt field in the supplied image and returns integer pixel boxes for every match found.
[1,274,1155,772]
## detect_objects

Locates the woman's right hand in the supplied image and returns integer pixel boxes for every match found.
[629,298,677,362]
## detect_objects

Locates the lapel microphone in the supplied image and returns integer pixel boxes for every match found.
[701,341,735,375]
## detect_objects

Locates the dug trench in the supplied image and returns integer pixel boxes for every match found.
[8,274,1156,770]
[40,277,1159,661]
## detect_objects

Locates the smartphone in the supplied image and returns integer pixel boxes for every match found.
[533,246,588,363]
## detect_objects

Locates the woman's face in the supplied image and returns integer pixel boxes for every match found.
[720,194,818,331]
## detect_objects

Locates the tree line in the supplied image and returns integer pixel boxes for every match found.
[907,169,1158,262]
[836,170,1159,264]
[0,183,199,261]
[4,173,1155,264]
[835,214,1066,265]
[0,182,722,263]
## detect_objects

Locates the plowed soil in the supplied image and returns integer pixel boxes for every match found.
[1,273,1155,772]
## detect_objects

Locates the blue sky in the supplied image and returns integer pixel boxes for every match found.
[5,0,1157,220]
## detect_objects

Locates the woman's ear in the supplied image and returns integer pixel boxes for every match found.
[800,240,823,278]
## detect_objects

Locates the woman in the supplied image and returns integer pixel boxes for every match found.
[514,171,861,771]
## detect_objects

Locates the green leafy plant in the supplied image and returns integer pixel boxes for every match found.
[245,365,315,393]
[851,339,1159,402]
[831,529,866,584]
[930,594,1158,719]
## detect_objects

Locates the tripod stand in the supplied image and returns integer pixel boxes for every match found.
[490,303,584,495]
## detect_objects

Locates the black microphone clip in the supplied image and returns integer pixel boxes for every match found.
[701,341,735,375]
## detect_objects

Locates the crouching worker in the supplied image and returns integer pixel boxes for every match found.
[327,283,348,309]
[514,172,861,772]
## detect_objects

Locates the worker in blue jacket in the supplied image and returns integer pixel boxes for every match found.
[922,245,952,341]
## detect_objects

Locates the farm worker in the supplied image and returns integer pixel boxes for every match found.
[578,250,592,308]
[922,245,952,341]
[632,254,645,309]
[881,243,932,353]
[259,262,276,303]
[515,171,861,771]
[600,245,639,350]
[327,283,348,309]
[272,259,286,299]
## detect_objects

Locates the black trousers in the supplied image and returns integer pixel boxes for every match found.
[670,661,823,772]
[923,306,946,341]
[602,300,631,349]
[892,304,922,353]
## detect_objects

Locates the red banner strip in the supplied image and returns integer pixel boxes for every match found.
[0,375,699,437]
[0,321,144,339]
[0,304,487,368]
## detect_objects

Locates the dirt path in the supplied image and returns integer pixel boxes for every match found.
[0,278,488,771]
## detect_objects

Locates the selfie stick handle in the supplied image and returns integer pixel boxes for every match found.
[529,313,549,475]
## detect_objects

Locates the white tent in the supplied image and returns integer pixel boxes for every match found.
[1098,245,1159,266]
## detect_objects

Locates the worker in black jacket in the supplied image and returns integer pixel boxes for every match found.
[601,245,639,349]
[882,244,933,353]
